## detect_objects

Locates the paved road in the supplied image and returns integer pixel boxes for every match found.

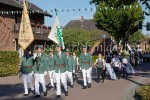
[0,63,149,100]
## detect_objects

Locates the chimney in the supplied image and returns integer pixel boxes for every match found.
[81,16,84,21]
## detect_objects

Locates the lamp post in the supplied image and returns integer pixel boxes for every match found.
[103,34,106,57]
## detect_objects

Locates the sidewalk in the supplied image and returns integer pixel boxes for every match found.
[0,63,149,100]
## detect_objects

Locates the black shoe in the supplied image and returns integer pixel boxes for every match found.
[50,85,54,89]
[23,94,29,96]
[82,86,87,89]
[88,83,91,88]
[70,85,73,88]
[43,91,47,96]
[55,95,61,98]
[31,90,35,95]
[33,95,41,98]
[65,91,68,96]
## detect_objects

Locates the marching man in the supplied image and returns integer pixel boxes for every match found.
[47,48,56,88]
[80,46,92,89]
[72,52,79,82]
[53,45,68,98]
[19,48,35,96]
[33,45,47,98]
[65,49,75,88]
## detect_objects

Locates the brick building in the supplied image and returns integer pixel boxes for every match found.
[0,0,53,56]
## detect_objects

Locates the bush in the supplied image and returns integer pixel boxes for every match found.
[0,51,19,77]
[92,55,98,63]
[135,83,150,100]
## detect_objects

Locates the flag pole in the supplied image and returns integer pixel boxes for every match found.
[55,8,58,16]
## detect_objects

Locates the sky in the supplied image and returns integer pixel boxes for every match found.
[29,0,150,35]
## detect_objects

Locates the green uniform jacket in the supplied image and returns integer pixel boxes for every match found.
[80,52,92,70]
[53,52,66,73]
[20,55,33,74]
[33,53,48,74]
[66,55,75,72]
[46,55,54,71]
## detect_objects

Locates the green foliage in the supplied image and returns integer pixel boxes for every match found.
[128,31,144,44]
[146,46,150,52]
[93,0,143,47]
[135,84,150,100]
[0,51,19,77]
[92,55,98,63]
[121,50,130,56]
[62,28,101,48]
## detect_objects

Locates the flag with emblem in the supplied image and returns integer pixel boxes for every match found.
[48,16,65,49]
[18,0,34,50]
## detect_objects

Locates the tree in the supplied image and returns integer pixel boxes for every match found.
[62,28,101,50]
[128,31,144,44]
[90,0,143,50]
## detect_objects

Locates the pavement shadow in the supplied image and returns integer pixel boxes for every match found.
[0,83,63,100]
[0,83,24,97]
[134,63,150,72]
[123,77,144,86]
[76,80,84,87]
[1,96,63,100]
[122,63,150,86]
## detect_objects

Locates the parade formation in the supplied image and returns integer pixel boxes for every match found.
[0,0,150,100]
[18,44,147,98]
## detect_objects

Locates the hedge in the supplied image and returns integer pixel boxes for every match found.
[135,83,150,100]
[0,51,19,77]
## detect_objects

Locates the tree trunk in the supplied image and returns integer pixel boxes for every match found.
[117,41,120,53]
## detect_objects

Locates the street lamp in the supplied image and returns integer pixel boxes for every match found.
[103,34,106,57]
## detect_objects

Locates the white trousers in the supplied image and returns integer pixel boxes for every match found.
[22,73,34,94]
[66,71,73,85]
[82,68,92,86]
[48,71,56,87]
[55,71,68,95]
[34,73,46,95]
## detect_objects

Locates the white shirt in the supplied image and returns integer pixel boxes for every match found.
[122,58,128,64]
[84,52,87,56]
[73,56,76,60]
[38,53,41,57]
[95,58,105,66]
[112,57,120,67]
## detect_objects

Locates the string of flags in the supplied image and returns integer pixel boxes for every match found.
[0,5,140,15]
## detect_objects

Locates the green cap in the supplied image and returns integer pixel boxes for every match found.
[37,45,43,49]
[49,48,54,52]
[56,44,61,47]
[65,48,70,52]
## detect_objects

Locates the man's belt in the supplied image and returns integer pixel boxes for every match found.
[24,66,32,69]
[82,62,89,64]
[55,64,65,67]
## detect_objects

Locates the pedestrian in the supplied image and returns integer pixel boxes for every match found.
[65,48,75,88]
[93,53,106,83]
[33,45,47,98]
[19,48,35,96]
[72,52,79,82]
[122,55,128,77]
[79,46,92,89]
[53,45,68,98]
[111,54,122,79]
[47,48,56,88]
[105,53,116,80]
